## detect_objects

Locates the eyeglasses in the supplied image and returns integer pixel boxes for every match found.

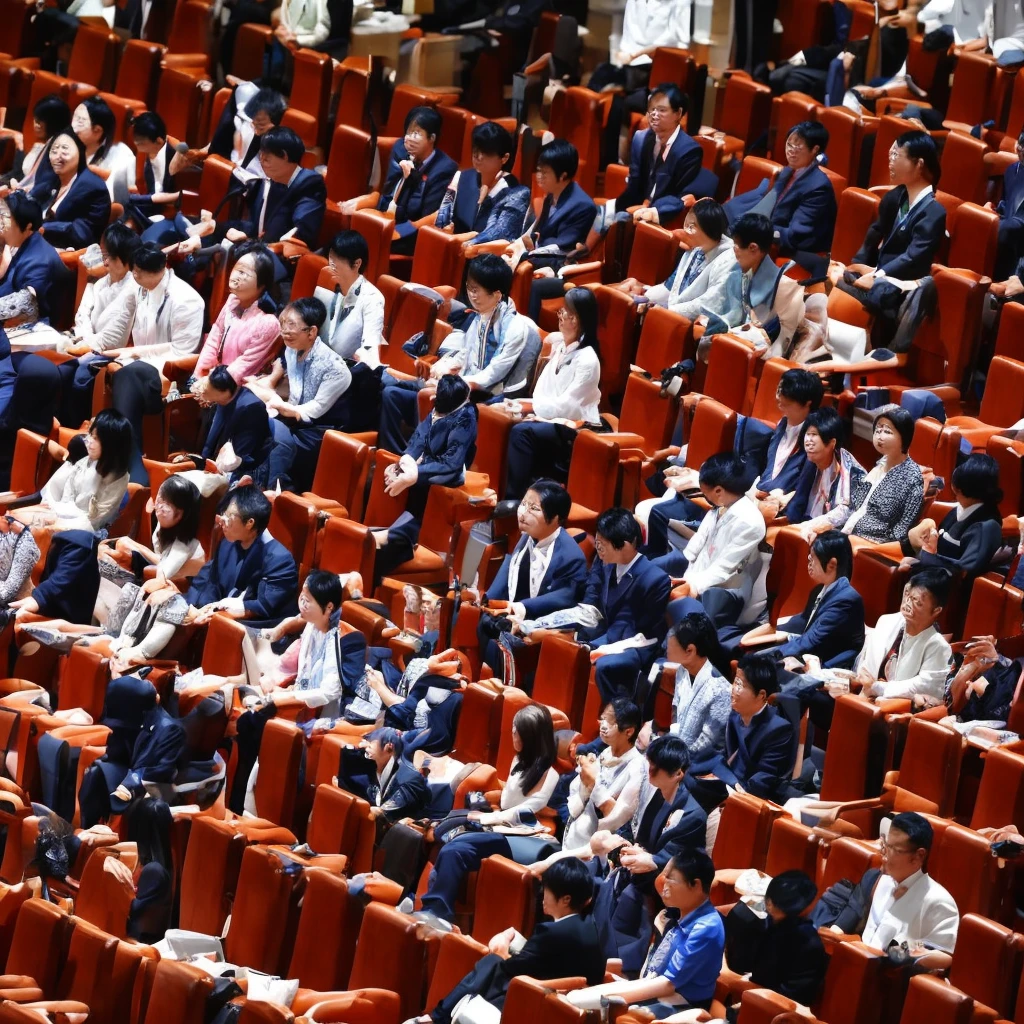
[556,308,577,320]
[280,321,312,336]
[405,129,427,140]
[647,105,673,117]
[879,839,915,855]
[519,501,543,515]
[220,510,242,524]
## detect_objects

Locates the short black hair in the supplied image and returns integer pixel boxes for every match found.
[365,726,404,758]
[33,93,71,139]
[285,296,328,331]
[766,870,818,915]
[907,566,951,609]
[131,111,167,143]
[699,451,754,495]
[526,479,572,524]
[244,87,287,125]
[543,856,595,912]
[102,221,141,267]
[670,610,719,658]
[811,529,853,580]
[329,230,370,270]
[80,95,116,156]
[434,374,471,415]
[732,212,775,253]
[690,198,729,242]
[89,408,132,480]
[233,240,276,293]
[889,811,934,852]
[466,253,513,297]
[952,452,1003,506]
[5,191,42,232]
[536,138,579,182]
[896,129,941,185]
[207,364,238,395]
[649,82,687,114]
[133,240,168,274]
[260,125,304,164]
[778,368,823,410]
[737,653,780,698]
[228,484,272,535]
[646,733,690,775]
[595,507,643,550]
[405,105,442,141]
[665,849,715,895]
[605,697,641,742]
[471,121,514,161]
[804,406,845,448]
[788,119,829,154]
[874,405,915,453]
[304,568,342,613]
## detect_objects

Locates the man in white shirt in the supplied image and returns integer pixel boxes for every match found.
[106,241,204,481]
[858,811,959,954]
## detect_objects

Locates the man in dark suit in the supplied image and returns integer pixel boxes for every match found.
[338,727,428,823]
[128,111,180,223]
[424,857,604,1024]
[185,485,298,628]
[997,130,1024,278]
[13,529,99,624]
[476,479,588,679]
[590,734,707,972]
[724,120,837,262]
[201,367,273,485]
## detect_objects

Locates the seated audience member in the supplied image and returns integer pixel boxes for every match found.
[30,129,110,251]
[843,405,923,545]
[11,408,132,534]
[200,366,273,484]
[435,121,532,249]
[939,630,1022,734]
[569,851,724,1017]
[717,212,807,361]
[562,699,645,854]
[72,96,137,199]
[747,529,866,669]
[272,0,332,51]
[190,243,281,393]
[338,727,429,823]
[898,452,1005,579]
[0,516,39,613]
[421,856,605,1024]
[525,507,671,705]
[787,407,867,537]
[996,128,1024,279]
[692,653,794,807]
[724,870,827,1013]
[665,612,732,767]
[343,106,458,256]
[725,121,838,261]
[859,811,959,954]
[246,297,351,491]
[510,139,598,322]
[503,287,602,500]
[128,112,181,224]
[0,192,74,330]
[586,735,707,972]
[415,704,559,924]
[372,374,478,583]
[2,93,69,194]
[473,479,588,680]
[315,230,385,365]
[822,130,945,367]
[10,527,101,623]
[616,198,742,327]
[185,484,298,627]
[105,241,205,481]
[377,254,540,455]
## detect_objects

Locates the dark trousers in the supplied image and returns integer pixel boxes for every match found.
[646,495,708,557]
[734,0,778,72]
[591,633,652,706]
[528,274,569,323]
[110,360,164,484]
[267,419,326,492]
[669,591,747,635]
[378,372,424,456]
[420,830,513,921]
[998,216,1024,279]
[505,420,576,500]
[768,64,827,99]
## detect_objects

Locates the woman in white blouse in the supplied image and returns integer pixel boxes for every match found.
[504,286,602,500]
[315,230,385,367]
[72,97,137,200]
[273,0,332,49]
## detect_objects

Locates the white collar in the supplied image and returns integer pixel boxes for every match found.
[955,502,984,523]
[616,551,643,580]
[886,868,926,894]
[907,184,934,211]
[655,126,680,154]
[530,528,561,554]
[287,165,302,187]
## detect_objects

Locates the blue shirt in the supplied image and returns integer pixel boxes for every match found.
[646,900,725,1005]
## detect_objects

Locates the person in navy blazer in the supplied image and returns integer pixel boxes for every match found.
[185,485,298,628]
[201,369,273,485]
[996,130,1024,278]
[724,121,838,259]
[29,529,101,625]
[375,106,458,256]
[477,480,588,677]
[752,369,824,498]
[31,129,111,251]
[128,112,180,222]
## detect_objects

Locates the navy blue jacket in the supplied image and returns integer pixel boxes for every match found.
[133,141,179,216]
[33,168,112,251]
[33,529,100,623]
[485,528,588,617]
[579,554,672,648]
[530,180,597,253]
[378,142,459,242]
[616,127,704,221]
[405,403,477,488]
[224,167,327,246]
[998,160,1024,222]
[717,705,794,801]
[756,417,808,494]
[0,229,73,327]
[910,503,1005,579]
[202,387,272,483]
[773,576,866,665]
[441,169,531,241]
[854,185,946,280]
[186,531,298,625]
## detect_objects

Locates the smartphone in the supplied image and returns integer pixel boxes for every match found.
[991,839,1024,858]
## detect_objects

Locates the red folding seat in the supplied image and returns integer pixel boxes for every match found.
[701,335,760,414]
[710,792,782,879]
[750,358,797,427]
[763,815,819,879]
[971,747,1024,832]
[299,430,372,519]
[868,114,922,186]
[814,938,887,1024]
[946,200,999,278]
[711,72,773,159]
[290,47,333,152]
[944,51,1008,131]
[817,835,881,894]
[563,431,621,534]
[383,84,459,139]
[591,286,644,402]
[898,974,974,1024]
[470,855,538,943]
[231,22,273,81]
[102,39,166,111]
[363,450,407,525]
[178,816,248,936]
[850,547,910,629]
[817,695,888,801]
[818,105,875,189]
[381,279,443,376]
[546,86,604,196]
[245,718,304,831]
[733,154,783,198]
[237,1000,295,1023]
[349,210,394,283]
[163,1,216,73]
[602,372,678,456]
[314,514,376,588]
[945,356,1024,448]
[831,186,881,265]
[64,25,121,93]
[922,818,1014,923]
[995,301,1024,362]
[0,899,72,1002]
[319,124,375,245]
[140,960,213,1024]
[633,304,694,378]
[684,397,738,469]
[531,633,591,730]
[451,682,504,766]
[769,92,822,163]
[272,783,372,877]
[423,931,488,1018]
[948,913,1024,1020]
[940,130,989,205]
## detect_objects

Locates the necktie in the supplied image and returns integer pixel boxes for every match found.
[513,544,533,602]
[741,271,752,315]
[777,168,800,203]
[257,179,271,237]
[881,627,905,682]
[679,248,706,291]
